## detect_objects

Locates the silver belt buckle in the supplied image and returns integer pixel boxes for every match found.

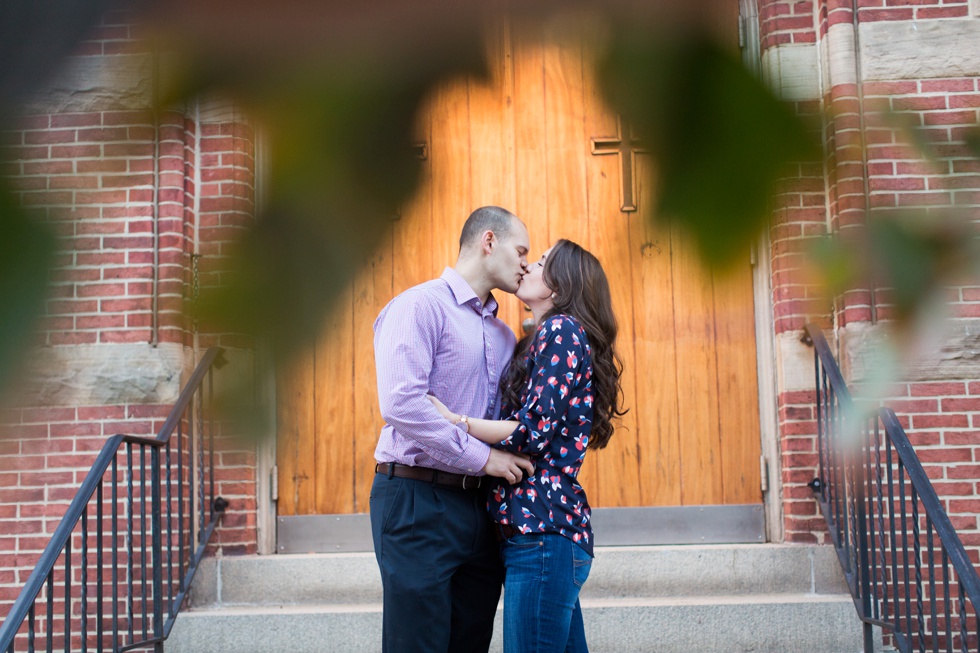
[461,475,479,490]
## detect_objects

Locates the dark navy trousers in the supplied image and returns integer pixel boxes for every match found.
[370,472,503,653]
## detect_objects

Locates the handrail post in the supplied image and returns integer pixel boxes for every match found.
[151,446,164,652]
[853,415,874,653]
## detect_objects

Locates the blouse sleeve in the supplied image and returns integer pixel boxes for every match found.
[496,316,587,455]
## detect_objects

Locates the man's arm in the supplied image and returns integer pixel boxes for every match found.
[374,292,491,474]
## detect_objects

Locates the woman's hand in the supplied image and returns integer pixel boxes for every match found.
[426,394,457,423]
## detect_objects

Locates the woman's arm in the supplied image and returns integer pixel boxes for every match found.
[426,395,519,444]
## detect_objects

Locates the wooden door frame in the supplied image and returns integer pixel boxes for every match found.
[740,0,784,544]
[753,229,784,544]
[253,126,278,556]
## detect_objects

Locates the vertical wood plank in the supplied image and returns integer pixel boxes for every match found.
[429,78,472,275]
[352,232,394,512]
[314,283,355,514]
[630,159,682,506]
[542,33,590,250]
[540,32,596,494]
[469,21,520,330]
[497,20,522,334]
[581,51,642,508]
[391,110,434,296]
[276,345,316,515]
[512,20,551,338]
[671,227,724,505]
[713,262,763,504]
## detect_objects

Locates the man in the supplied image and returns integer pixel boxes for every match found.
[371,205,536,653]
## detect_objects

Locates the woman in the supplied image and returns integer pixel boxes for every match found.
[429,238,626,653]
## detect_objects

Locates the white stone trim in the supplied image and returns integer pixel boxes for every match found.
[19,342,186,407]
[752,231,785,543]
[25,54,156,113]
[776,330,818,394]
[827,23,859,87]
[762,44,821,102]
[841,318,980,385]
[859,19,980,80]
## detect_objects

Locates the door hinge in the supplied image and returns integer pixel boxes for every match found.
[271,465,279,502]
[760,455,769,493]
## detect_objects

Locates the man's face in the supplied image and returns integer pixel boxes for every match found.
[488,220,530,294]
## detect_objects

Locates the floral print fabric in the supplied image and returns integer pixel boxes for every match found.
[489,314,596,557]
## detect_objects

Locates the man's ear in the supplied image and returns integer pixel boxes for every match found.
[481,230,495,255]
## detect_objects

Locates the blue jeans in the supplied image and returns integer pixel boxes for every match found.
[500,533,592,653]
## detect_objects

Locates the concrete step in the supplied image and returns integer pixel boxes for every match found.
[188,543,848,608]
[172,544,866,652]
[167,593,867,653]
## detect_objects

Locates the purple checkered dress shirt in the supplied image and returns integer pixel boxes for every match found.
[374,267,517,475]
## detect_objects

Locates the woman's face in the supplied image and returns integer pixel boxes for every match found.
[516,246,555,309]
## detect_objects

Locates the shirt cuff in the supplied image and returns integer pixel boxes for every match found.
[454,437,491,476]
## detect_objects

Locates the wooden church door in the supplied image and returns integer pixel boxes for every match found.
[275,10,764,551]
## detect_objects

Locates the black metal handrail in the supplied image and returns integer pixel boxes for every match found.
[806,324,980,653]
[0,347,228,652]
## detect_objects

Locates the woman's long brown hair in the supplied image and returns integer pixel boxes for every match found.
[501,239,627,450]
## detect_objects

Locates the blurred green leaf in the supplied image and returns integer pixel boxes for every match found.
[599,29,819,267]
[866,213,979,323]
[0,186,56,391]
[186,45,486,357]
[808,210,980,327]
[807,236,860,297]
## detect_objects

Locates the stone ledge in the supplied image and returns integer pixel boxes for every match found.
[23,54,156,113]
[860,19,980,81]
[12,343,255,410]
[19,342,188,407]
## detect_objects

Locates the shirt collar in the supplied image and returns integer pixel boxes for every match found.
[440,267,500,317]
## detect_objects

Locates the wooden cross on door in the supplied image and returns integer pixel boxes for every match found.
[590,116,649,213]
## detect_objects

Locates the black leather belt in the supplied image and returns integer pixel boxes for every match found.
[376,462,484,491]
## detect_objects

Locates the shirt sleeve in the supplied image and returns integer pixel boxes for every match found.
[374,291,491,474]
[496,316,586,456]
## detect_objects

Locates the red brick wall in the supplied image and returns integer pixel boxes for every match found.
[0,14,260,629]
[777,390,826,543]
[759,0,817,50]
[3,109,182,346]
[886,381,980,558]
[763,0,980,545]
[0,406,171,610]
[768,102,831,336]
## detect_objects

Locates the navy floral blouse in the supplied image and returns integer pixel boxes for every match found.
[488,314,596,556]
